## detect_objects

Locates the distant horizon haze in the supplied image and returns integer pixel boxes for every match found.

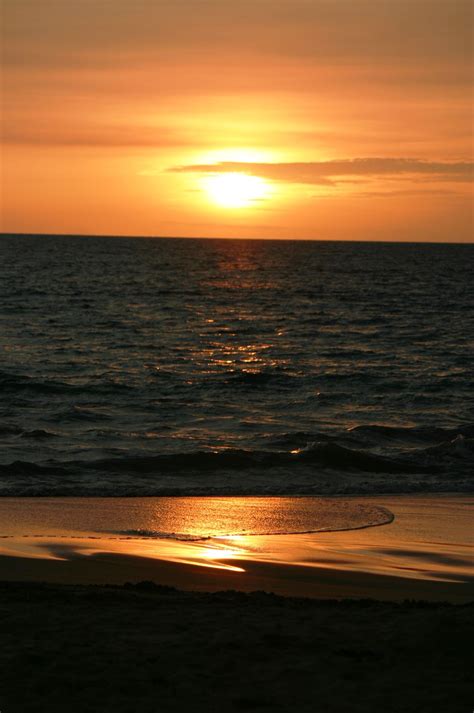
[1,232,473,245]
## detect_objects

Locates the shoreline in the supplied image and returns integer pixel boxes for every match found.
[1,494,472,602]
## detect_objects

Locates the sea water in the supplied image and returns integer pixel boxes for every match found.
[0,235,472,496]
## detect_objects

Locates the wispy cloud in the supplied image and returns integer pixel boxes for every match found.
[169,158,473,185]
[356,188,468,198]
[2,124,199,148]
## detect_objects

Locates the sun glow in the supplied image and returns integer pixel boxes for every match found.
[202,172,270,208]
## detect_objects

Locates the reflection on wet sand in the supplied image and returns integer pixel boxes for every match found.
[0,496,472,592]
[0,495,394,539]
[0,536,247,572]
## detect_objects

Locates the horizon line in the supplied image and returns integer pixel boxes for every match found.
[1,232,473,246]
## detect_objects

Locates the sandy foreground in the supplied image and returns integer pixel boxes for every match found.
[0,495,473,713]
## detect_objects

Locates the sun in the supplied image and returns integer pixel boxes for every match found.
[202,172,270,208]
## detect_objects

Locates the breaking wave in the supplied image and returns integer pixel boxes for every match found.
[0,426,471,496]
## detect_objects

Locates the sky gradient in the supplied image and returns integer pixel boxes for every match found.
[2,0,473,241]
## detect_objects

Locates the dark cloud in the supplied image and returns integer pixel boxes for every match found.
[169,158,474,185]
[3,0,471,69]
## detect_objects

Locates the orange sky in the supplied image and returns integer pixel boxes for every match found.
[1,0,473,241]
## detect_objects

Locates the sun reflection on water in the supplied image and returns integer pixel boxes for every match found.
[2,497,472,587]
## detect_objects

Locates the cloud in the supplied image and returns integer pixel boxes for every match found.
[355,188,468,198]
[168,158,474,185]
[2,123,201,149]
[4,0,471,70]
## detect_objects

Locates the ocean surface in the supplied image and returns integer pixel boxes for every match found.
[0,235,473,497]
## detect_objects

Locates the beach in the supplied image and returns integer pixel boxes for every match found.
[1,494,473,711]
[0,495,472,601]
[1,239,473,710]
[1,581,472,713]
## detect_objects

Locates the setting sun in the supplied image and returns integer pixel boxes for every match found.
[201,172,271,209]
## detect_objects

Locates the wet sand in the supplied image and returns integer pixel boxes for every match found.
[0,495,472,601]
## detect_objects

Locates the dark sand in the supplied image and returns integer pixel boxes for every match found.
[1,580,472,713]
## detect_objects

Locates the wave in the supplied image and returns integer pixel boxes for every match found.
[348,423,474,445]
[0,372,79,395]
[0,371,132,397]
[105,507,395,540]
[0,424,23,436]
[19,429,59,440]
[109,529,210,541]
[67,433,472,476]
[0,430,472,496]
[0,442,434,478]
[51,406,113,422]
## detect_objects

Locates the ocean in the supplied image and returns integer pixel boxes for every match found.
[0,234,473,497]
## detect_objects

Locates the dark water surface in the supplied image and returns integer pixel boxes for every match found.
[0,235,472,495]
